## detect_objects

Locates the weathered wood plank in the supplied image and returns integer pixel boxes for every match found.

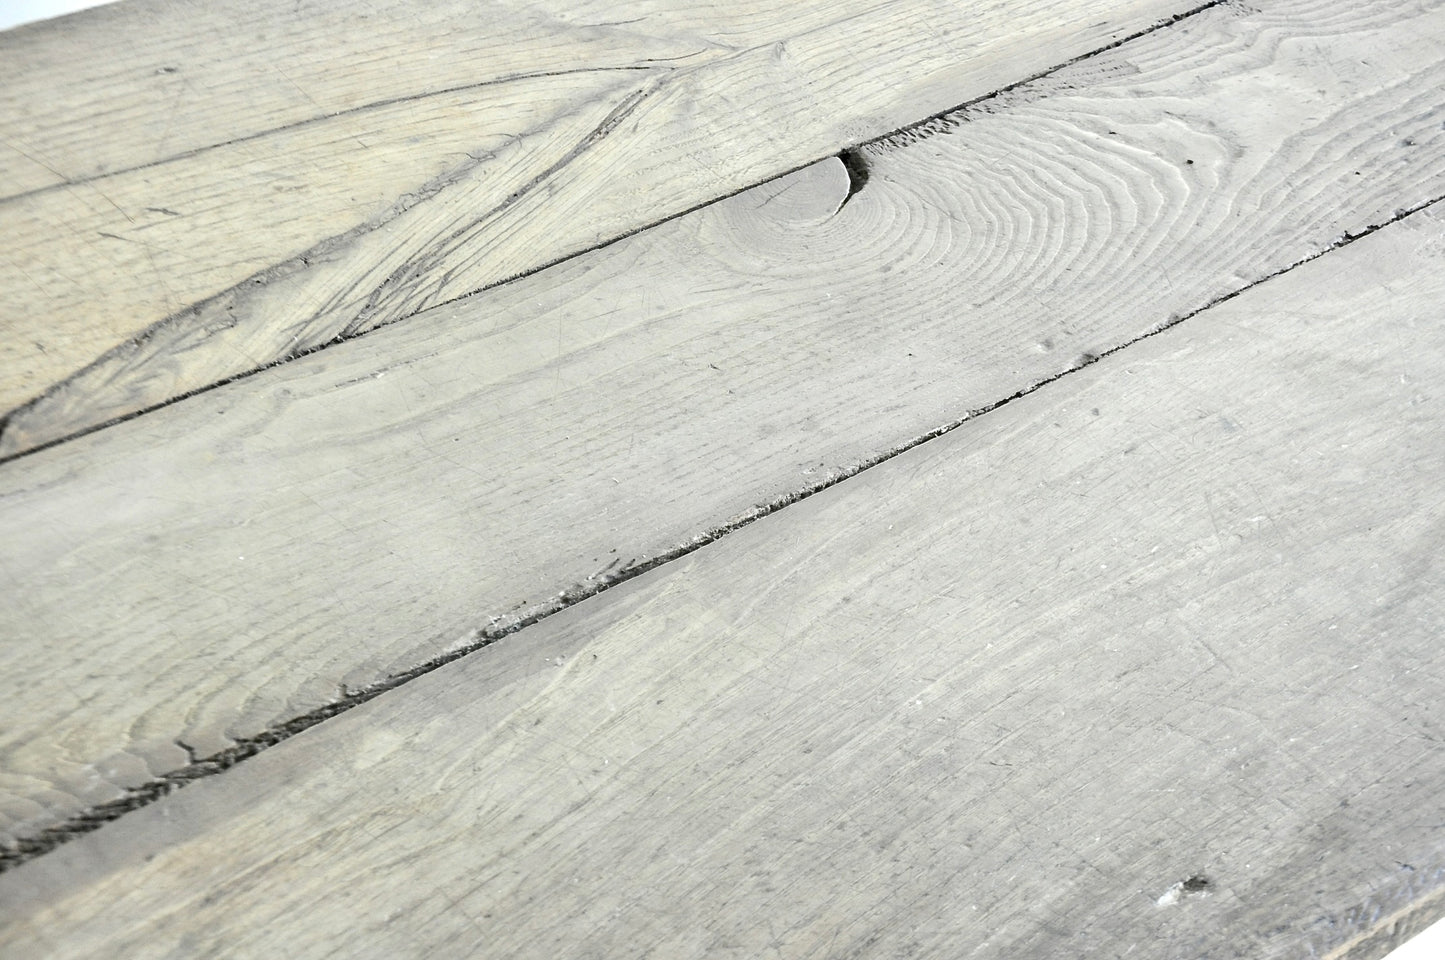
[3,195,1442,960]
[2,0,1443,856]
[0,0,1205,454]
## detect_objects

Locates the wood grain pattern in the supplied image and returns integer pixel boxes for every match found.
[0,0,1205,456]
[3,196,1442,960]
[3,0,1444,856]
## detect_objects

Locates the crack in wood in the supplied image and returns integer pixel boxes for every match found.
[835,148,870,212]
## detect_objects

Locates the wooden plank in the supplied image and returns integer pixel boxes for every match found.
[0,0,1205,455]
[3,0,1444,856]
[3,195,1442,960]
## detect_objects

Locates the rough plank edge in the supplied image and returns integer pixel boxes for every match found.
[1326,878,1445,960]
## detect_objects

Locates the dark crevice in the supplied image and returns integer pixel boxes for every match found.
[0,0,1233,467]
[2,191,1439,875]
[836,147,870,212]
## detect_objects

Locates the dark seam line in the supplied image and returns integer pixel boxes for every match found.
[2,189,1438,875]
[0,0,1230,466]
[0,66,661,207]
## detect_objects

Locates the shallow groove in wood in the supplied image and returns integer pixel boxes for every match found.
[2,187,1436,876]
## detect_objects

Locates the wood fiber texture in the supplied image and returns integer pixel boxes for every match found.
[0,0,1202,455]
[2,189,1442,960]
[3,0,1444,856]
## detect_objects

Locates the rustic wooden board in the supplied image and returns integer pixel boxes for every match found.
[0,0,1207,455]
[3,0,1444,856]
[2,195,1441,960]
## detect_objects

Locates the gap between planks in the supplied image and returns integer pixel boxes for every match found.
[3,193,1440,877]
[2,199,1443,958]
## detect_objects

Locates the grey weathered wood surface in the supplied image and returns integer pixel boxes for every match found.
[0,0,1205,456]
[2,195,1441,960]
[3,0,1444,855]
